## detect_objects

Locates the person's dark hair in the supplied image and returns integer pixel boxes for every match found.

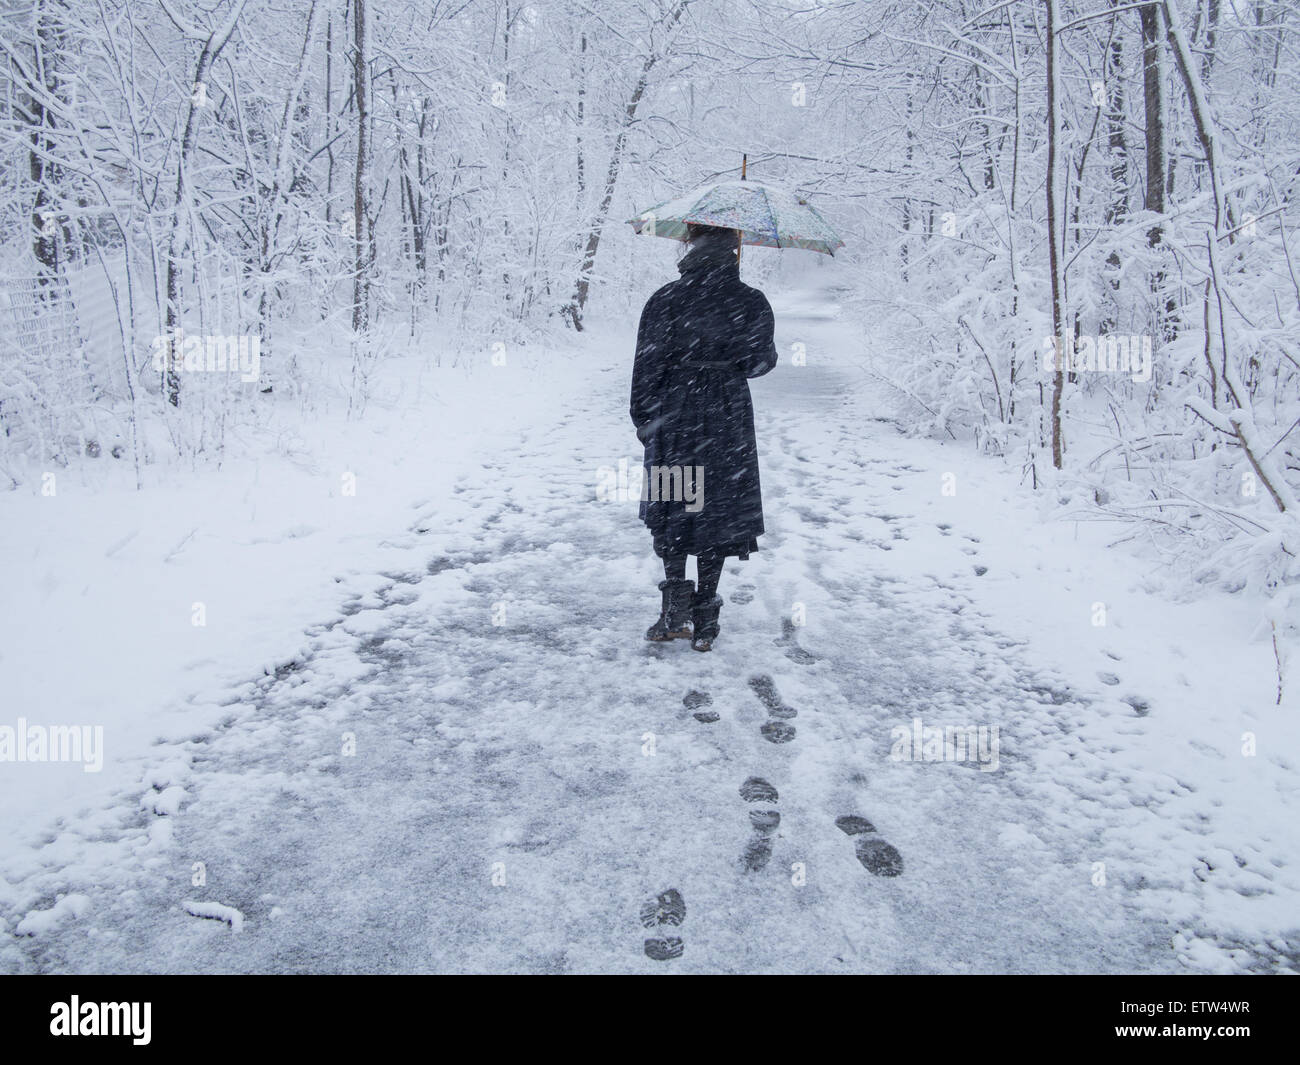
[686,222,739,244]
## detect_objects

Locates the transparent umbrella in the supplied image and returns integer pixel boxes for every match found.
[627,178,845,257]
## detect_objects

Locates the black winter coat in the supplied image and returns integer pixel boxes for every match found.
[630,237,778,559]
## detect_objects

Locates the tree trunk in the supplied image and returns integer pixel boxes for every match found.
[162,0,247,407]
[1139,3,1177,341]
[576,30,586,199]
[1139,5,1167,236]
[317,7,337,325]
[28,0,65,283]
[351,0,373,341]
[1105,4,1128,231]
[1046,0,1066,470]
[1161,0,1236,237]
[901,92,914,283]
[1201,0,1219,84]
[563,0,691,330]
[1102,1,1128,334]
[258,0,319,395]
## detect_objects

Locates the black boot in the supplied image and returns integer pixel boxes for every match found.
[690,593,723,652]
[646,578,694,641]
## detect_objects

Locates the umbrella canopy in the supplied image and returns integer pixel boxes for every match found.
[627,180,845,256]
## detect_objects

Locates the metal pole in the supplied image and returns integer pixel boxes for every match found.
[738,154,747,267]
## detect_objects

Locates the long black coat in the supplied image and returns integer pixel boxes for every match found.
[630,238,778,559]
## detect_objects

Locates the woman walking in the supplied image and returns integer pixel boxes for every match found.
[630,222,778,652]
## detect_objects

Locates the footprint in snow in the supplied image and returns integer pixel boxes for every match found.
[749,675,799,744]
[641,889,686,961]
[760,721,797,744]
[835,815,904,878]
[774,618,818,665]
[1122,695,1151,716]
[748,675,798,719]
[740,778,781,872]
[1027,683,1074,706]
[739,776,779,803]
[684,690,718,724]
[729,585,755,605]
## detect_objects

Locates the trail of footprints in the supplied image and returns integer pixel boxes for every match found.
[643,514,1161,954]
[643,676,903,960]
[683,674,798,742]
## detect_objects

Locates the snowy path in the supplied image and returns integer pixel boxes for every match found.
[8,295,1192,973]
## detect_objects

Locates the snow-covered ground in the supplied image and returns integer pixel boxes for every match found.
[1,282,1295,973]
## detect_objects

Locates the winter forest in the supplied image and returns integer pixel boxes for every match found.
[1,0,1298,976]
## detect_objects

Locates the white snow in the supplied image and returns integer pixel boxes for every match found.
[15,893,90,937]
[0,269,1295,973]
